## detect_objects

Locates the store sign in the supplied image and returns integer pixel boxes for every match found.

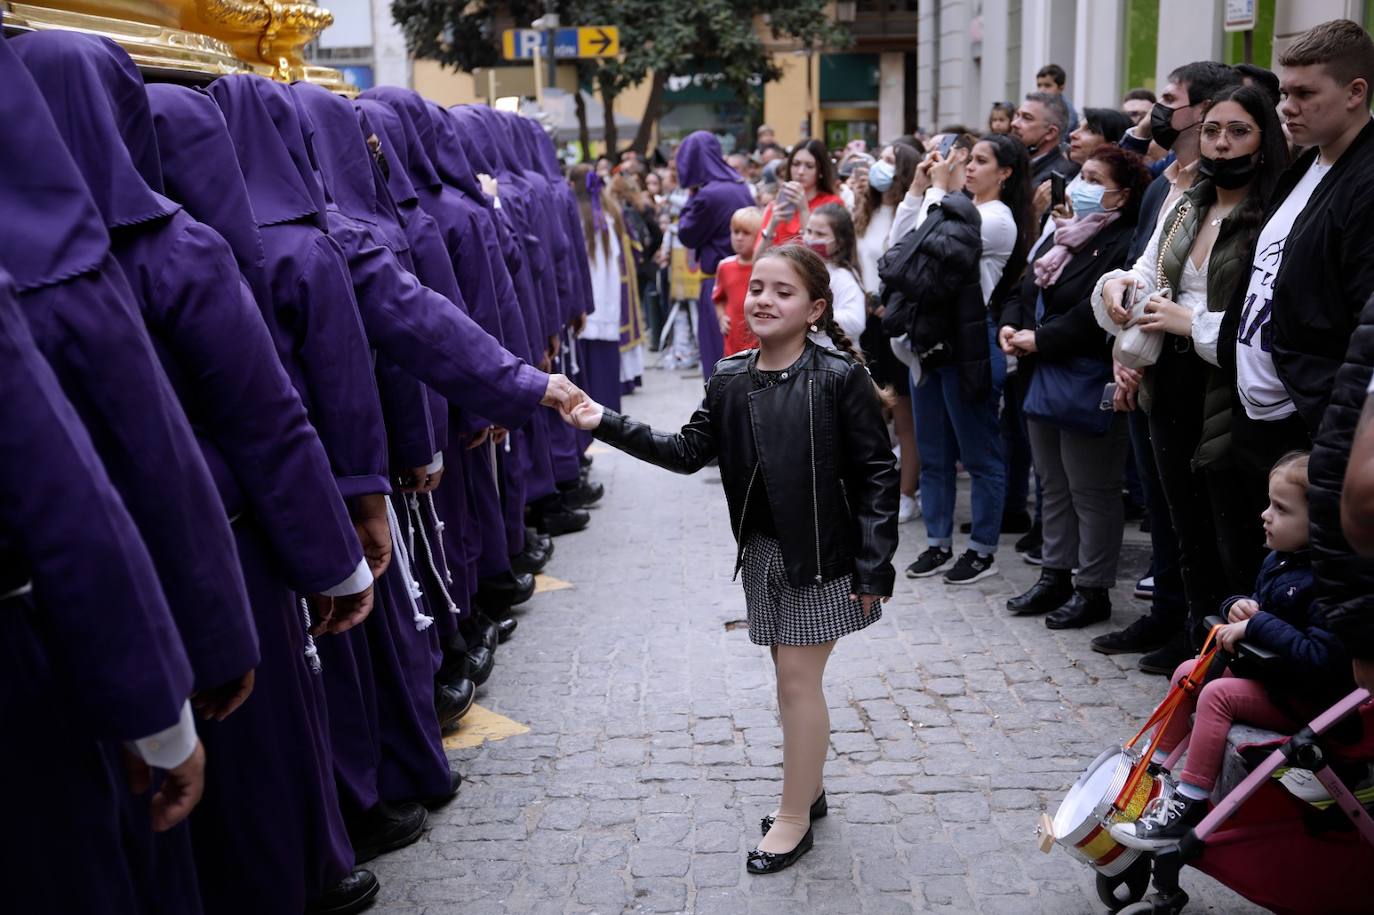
[1224,0,1256,32]
[502,26,619,60]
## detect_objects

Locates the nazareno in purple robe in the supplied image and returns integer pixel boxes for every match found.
[0,260,193,915]
[146,80,374,910]
[674,130,755,382]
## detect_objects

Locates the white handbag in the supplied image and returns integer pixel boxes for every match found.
[1112,199,1192,370]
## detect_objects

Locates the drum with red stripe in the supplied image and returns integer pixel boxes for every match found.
[1051,746,1167,876]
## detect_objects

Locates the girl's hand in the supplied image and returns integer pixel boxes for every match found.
[1032,179,1052,221]
[1102,276,1139,326]
[929,148,967,193]
[1136,295,1193,336]
[851,593,886,617]
[1113,360,1141,412]
[562,398,604,431]
[909,158,933,198]
[1228,598,1260,622]
[1217,620,1250,654]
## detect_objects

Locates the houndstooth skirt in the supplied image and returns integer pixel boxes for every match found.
[741,532,881,646]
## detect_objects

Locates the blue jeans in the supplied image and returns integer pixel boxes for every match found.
[911,323,1007,554]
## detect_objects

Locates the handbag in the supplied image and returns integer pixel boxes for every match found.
[1023,291,1114,435]
[1112,199,1192,370]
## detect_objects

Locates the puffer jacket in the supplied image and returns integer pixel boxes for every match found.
[1311,290,1374,659]
[878,192,990,400]
[592,342,899,595]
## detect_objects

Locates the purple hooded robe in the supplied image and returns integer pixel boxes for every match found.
[0,265,193,915]
[674,130,755,381]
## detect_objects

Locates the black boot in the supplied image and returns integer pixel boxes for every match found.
[530,493,589,536]
[435,678,475,731]
[1045,586,1112,629]
[347,801,427,864]
[1006,568,1073,616]
[306,868,379,915]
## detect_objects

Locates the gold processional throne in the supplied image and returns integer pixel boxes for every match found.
[2,0,349,90]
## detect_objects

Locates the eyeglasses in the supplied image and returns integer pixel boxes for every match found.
[1200,122,1257,142]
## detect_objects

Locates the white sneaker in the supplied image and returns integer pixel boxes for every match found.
[897,494,920,523]
[1279,764,1374,807]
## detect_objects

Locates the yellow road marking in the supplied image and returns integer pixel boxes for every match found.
[442,703,530,750]
[534,574,572,593]
[585,444,612,456]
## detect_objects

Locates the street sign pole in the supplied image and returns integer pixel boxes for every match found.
[532,42,543,106]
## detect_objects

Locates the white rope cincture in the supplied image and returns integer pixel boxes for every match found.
[298,596,322,673]
[408,493,461,622]
[422,491,454,586]
[386,495,432,631]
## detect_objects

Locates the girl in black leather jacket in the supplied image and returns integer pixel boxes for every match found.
[562,245,898,875]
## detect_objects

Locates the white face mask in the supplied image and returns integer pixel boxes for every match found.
[868,159,895,192]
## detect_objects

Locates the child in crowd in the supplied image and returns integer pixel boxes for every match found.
[561,245,897,875]
[800,203,867,345]
[1113,452,1353,849]
[988,102,1015,135]
[714,207,763,356]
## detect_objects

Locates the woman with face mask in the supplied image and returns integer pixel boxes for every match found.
[1090,85,1291,657]
[997,145,1152,630]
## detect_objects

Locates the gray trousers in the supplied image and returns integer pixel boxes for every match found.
[1027,416,1129,588]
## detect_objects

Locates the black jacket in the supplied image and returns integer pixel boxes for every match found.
[1220,119,1374,435]
[1002,217,1135,365]
[1029,145,1080,191]
[878,192,991,400]
[592,343,899,595]
[1312,290,1374,659]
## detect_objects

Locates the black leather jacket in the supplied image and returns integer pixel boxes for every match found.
[593,342,899,595]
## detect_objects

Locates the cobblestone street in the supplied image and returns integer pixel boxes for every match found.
[370,368,1263,914]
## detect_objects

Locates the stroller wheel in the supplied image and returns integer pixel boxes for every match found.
[1096,856,1151,912]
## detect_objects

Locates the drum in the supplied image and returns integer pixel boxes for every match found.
[1051,746,1167,876]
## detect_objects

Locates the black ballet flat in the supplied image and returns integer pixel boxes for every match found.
[759,791,828,836]
[746,826,814,875]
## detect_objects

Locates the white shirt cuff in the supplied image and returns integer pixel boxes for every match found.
[425,452,444,474]
[322,557,373,597]
[492,197,503,209]
[129,700,197,770]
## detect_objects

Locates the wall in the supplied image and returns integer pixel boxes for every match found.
[763,53,814,147]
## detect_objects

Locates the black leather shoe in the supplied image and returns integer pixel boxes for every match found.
[539,506,589,536]
[746,826,814,875]
[579,452,593,469]
[492,615,517,642]
[1139,631,1193,675]
[460,644,493,687]
[558,479,604,509]
[460,615,499,654]
[1045,586,1112,629]
[1007,569,1073,616]
[476,570,535,609]
[510,544,550,576]
[435,678,475,731]
[1091,614,1172,655]
[416,766,463,810]
[348,802,428,864]
[526,526,553,556]
[760,791,828,835]
[306,868,379,914]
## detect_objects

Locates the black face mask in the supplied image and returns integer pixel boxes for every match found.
[1199,152,1258,190]
[1149,101,1191,150]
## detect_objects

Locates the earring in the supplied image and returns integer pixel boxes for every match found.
[809,323,820,333]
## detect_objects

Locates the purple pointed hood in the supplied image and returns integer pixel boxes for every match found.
[12,30,179,230]
[499,111,540,171]
[354,99,418,207]
[524,119,565,179]
[425,102,486,203]
[145,83,265,279]
[0,22,109,292]
[291,81,378,223]
[515,117,557,179]
[675,130,743,189]
[206,74,327,229]
[363,87,481,201]
[447,106,500,175]
[475,106,525,174]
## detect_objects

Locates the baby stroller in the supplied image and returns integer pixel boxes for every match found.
[1048,621,1374,914]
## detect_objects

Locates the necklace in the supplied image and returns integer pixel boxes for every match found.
[1208,204,1236,228]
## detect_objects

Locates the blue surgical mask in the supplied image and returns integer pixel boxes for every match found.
[1069,181,1110,217]
[868,159,895,193]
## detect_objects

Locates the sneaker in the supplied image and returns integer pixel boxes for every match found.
[1110,793,1207,850]
[1023,545,1043,566]
[1138,630,1193,675]
[1091,614,1172,655]
[1134,576,1155,600]
[1014,523,1042,554]
[1278,764,1374,807]
[905,546,954,578]
[897,494,920,523]
[943,550,997,585]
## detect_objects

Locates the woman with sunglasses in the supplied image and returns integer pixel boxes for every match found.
[1091,84,1290,655]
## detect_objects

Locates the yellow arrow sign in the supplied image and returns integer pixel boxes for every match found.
[577,26,619,58]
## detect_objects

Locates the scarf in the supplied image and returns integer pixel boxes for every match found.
[1033,210,1118,288]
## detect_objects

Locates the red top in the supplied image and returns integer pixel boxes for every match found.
[755,191,846,252]
[712,255,758,356]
